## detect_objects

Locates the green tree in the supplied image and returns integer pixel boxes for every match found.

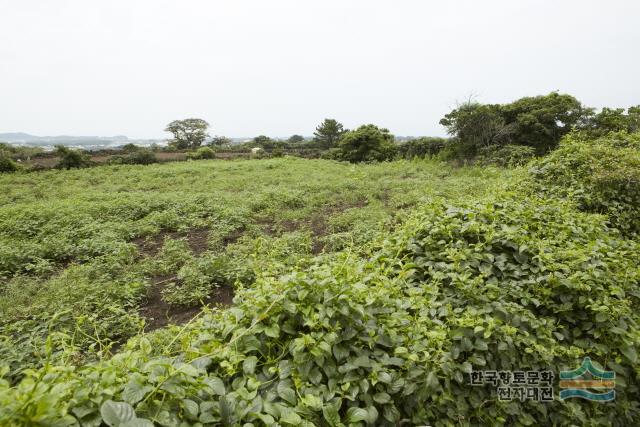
[628,106,640,133]
[252,135,282,150]
[313,119,345,149]
[439,102,511,157]
[500,92,585,153]
[337,124,396,163]
[287,134,305,144]
[583,105,640,136]
[209,135,232,146]
[54,145,93,169]
[0,152,19,173]
[440,93,588,157]
[165,118,210,150]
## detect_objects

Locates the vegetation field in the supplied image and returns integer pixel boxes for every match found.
[0,158,510,377]
[1,129,639,426]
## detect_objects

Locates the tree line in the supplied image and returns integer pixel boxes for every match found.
[2,92,638,172]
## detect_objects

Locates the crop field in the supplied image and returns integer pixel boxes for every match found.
[0,158,510,376]
[1,135,639,426]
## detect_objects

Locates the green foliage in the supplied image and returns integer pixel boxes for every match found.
[476,144,536,167]
[54,145,93,169]
[0,143,43,161]
[440,93,587,158]
[187,146,216,160]
[397,137,447,159]
[1,196,639,426]
[500,92,586,153]
[0,152,19,173]
[0,157,507,388]
[208,135,232,146]
[581,105,640,137]
[528,131,640,236]
[252,135,282,150]
[287,134,305,144]
[440,102,510,157]
[313,119,345,149]
[165,118,210,150]
[111,149,158,165]
[337,124,397,163]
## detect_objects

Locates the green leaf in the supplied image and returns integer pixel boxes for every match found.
[206,376,226,395]
[280,408,302,425]
[243,356,258,375]
[620,344,637,363]
[100,400,136,427]
[322,404,341,426]
[373,392,391,404]
[182,399,199,420]
[120,420,154,427]
[265,324,280,338]
[121,381,151,405]
[346,407,368,423]
[277,382,297,405]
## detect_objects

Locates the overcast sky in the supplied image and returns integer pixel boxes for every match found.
[1,0,639,139]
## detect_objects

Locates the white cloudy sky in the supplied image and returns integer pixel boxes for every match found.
[1,0,639,138]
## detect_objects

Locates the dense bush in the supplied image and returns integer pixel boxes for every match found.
[187,147,216,160]
[528,131,640,236]
[337,124,397,163]
[54,145,94,169]
[397,137,447,159]
[476,144,536,167]
[581,106,640,137]
[1,197,639,425]
[109,149,158,165]
[440,93,589,158]
[0,153,19,173]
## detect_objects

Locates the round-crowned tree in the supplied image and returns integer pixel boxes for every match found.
[337,124,397,163]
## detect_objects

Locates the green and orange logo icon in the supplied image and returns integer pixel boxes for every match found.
[559,357,615,401]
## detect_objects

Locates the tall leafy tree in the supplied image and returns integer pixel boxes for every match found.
[313,119,345,149]
[165,118,210,150]
[582,105,640,136]
[440,93,588,155]
[209,135,232,146]
[287,134,305,144]
[439,102,513,157]
[337,124,396,163]
[500,92,585,153]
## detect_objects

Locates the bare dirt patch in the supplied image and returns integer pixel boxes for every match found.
[133,229,210,257]
[256,198,368,254]
[139,275,234,332]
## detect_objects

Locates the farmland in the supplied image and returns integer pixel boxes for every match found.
[0,158,511,376]
[1,133,639,425]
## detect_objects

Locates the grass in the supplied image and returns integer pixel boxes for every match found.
[0,156,515,379]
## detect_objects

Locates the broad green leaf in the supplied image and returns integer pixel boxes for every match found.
[100,400,136,427]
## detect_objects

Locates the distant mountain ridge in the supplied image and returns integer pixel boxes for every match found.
[0,132,130,144]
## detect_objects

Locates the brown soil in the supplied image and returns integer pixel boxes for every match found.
[257,198,368,254]
[139,275,235,332]
[133,228,210,257]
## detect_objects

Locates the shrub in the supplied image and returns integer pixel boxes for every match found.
[528,132,640,236]
[337,124,397,163]
[476,144,536,167]
[110,149,157,165]
[54,145,93,169]
[125,149,157,165]
[271,147,284,158]
[397,137,447,159]
[0,153,19,173]
[188,147,216,160]
[1,197,639,425]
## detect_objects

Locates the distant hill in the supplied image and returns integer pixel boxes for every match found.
[0,133,165,151]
